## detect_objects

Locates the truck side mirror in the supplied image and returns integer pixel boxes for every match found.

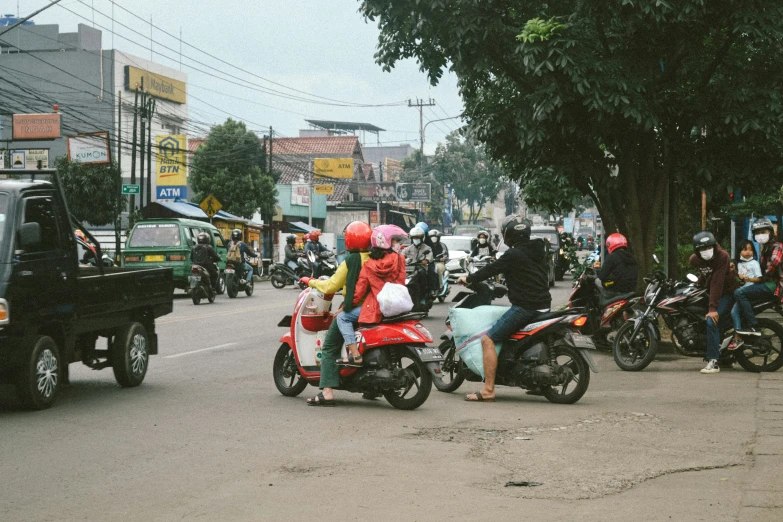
[18,222,41,249]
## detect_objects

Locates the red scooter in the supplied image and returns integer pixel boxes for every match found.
[273,286,444,410]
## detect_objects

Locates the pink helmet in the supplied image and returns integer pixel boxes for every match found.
[371,225,408,249]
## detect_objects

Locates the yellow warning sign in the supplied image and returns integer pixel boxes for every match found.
[200,194,222,218]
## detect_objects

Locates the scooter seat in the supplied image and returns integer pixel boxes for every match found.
[599,291,636,307]
[380,312,428,324]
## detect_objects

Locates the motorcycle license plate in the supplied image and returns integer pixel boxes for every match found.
[189,276,201,282]
[415,347,445,362]
[225,269,235,274]
[571,333,595,349]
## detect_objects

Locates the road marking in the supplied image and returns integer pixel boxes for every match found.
[158,302,290,325]
[164,343,238,359]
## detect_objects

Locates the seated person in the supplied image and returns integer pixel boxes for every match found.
[594,233,638,301]
[190,232,220,291]
[470,230,497,258]
[284,234,300,271]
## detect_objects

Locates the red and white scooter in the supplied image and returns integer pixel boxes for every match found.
[273,286,444,410]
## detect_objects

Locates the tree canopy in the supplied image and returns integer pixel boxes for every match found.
[360,0,783,280]
[56,157,125,227]
[191,119,277,218]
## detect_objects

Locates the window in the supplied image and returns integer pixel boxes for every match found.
[212,231,225,248]
[128,223,182,247]
[22,197,62,253]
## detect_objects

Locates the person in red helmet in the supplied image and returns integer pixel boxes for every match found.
[595,233,638,298]
[304,229,328,277]
[300,222,372,406]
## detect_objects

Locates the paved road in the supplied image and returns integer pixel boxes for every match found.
[1,278,781,521]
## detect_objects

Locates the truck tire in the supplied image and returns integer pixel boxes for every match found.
[112,322,149,388]
[15,335,60,410]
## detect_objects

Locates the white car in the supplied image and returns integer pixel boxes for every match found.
[440,235,473,272]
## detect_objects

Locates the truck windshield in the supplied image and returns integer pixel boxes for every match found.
[128,223,181,247]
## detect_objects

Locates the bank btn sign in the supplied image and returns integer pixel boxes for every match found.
[156,135,187,200]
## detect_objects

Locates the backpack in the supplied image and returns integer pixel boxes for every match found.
[227,241,242,263]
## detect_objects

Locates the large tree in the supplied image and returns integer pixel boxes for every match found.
[191,119,277,218]
[360,0,783,282]
[56,157,125,227]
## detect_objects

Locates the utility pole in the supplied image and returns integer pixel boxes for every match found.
[116,90,122,262]
[146,98,156,205]
[408,98,436,166]
[268,126,273,174]
[130,87,139,212]
[139,87,147,209]
[308,159,313,227]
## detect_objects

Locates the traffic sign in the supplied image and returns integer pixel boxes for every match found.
[122,184,140,195]
[314,184,334,195]
[200,194,222,218]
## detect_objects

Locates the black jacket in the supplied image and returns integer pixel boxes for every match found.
[467,238,551,310]
[191,244,220,267]
[597,248,638,293]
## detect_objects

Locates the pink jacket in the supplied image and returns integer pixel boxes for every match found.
[352,252,406,324]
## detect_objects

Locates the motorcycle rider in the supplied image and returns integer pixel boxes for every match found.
[403,226,434,305]
[470,230,497,258]
[305,230,328,277]
[734,218,782,338]
[191,232,220,291]
[284,235,300,271]
[429,229,449,292]
[457,215,551,402]
[300,222,373,406]
[226,229,257,285]
[689,231,740,374]
[594,233,638,301]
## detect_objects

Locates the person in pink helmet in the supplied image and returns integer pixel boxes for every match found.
[595,233,638,299]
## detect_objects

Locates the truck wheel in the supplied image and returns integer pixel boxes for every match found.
[15,336,60,410]
[112,322,149,387]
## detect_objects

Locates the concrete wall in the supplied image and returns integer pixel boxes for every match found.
[324,209,370,236]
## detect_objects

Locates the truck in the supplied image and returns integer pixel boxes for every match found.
[0,171,174,409]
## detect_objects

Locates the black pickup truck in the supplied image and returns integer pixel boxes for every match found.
[0,175,174,409]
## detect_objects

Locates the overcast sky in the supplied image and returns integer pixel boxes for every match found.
[7,0,464,153]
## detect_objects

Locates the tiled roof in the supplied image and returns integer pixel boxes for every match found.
[361,163,375,182]
[188,137,205,154]
[267,136,363,160]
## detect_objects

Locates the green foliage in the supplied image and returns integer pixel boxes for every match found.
[654,244,695,279]
[517,17,563,44]
[722,189,783,218]
[56,157,125,227]
[191,119,277,218]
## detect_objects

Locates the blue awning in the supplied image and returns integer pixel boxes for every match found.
[290,221,317,233]
[153,200,208,219]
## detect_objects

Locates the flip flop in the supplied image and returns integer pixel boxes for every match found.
[307,392,335,406]
[336,354,363,368]
[465,391,495,402]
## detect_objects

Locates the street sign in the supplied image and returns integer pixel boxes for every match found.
[24,149,49,170]
[11,151,25,170]
[200,194,222,218]
[314,184,334,195]
[122,184,140,195]
[396,183,431,202]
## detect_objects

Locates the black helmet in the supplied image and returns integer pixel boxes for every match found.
[197,232,210,245]
[286,234,297,245]
[751,218,774,233]
[692,231,717,253]
[231,229,242,241]
[501,215,531,246]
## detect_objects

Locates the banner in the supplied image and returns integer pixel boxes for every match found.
[12,113,61,140]
[314,158,354,179]
[357,182,397,202]
[156,135,187,199]
[396,183,431,202]
[291,184,310,206]
[67,133,110,164]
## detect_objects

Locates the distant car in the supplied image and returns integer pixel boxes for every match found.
[531,225,560,287]
[440,235,472,273]
[452,224,484,237]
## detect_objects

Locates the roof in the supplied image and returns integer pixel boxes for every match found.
[305,120,385,133]
[289,221,318,233]
[188,138,206,154]
[149,200,208,219]
[267,136,363,160]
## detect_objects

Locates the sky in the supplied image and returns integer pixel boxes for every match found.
[6,0,465,154]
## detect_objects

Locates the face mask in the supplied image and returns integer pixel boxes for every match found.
[479,238,487,245]
[740,255,754,262]
[755,233,770,245]
[700,248,714,261]
[413,239,422,246]
[392,243,403,253]
[432,237,439,243]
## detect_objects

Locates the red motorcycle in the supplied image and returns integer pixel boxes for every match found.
[273,286,444,410]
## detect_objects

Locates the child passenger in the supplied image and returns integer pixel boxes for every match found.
[729,240,762,350]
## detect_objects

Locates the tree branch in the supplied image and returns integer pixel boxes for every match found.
[697,33,736,92]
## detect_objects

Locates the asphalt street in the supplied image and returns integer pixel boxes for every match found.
[1,278,782,521]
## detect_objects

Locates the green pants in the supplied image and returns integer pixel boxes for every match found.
[319,320,344,389]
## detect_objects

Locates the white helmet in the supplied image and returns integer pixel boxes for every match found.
[428,229,441,238]
[410,226,425,239]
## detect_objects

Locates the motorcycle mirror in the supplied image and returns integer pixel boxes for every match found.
[686,273,699,283]
[653,254,660,265]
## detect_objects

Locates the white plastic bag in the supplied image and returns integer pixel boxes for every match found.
[377,282,414,317]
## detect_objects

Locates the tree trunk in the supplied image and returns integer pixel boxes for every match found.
[667,177,679,279]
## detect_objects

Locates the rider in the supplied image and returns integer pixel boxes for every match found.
[595,233,638,300]
[689,231,740,374]
[734,218,783,338]
[457,215,551,402]
[403,226,434,305]
[429,229,449,292]
[300,222,373,406]
[191,232,220,291]
[284,235,300,271]
[226,229,257,285]
[305,230,328,277]
[470,230,497,258]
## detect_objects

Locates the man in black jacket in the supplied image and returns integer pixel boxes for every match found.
[458,216,551,402]
[595,233,638,299]
[191,232,221,291]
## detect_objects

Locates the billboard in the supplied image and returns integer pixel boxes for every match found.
[156,135,187,200]
[396,183,431,202]
[12,113,61,140]
[314,158,354,179]
[357,182,397,202]
[125,66,187,104]
[291,184,310,206]
[67,133,111,164]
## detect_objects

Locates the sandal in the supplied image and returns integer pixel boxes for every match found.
[728,338,744,351]
[465,391,495,402]
[336,354,363,368]
[306,392,335,407]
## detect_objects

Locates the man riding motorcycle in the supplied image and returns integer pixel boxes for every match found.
[457,215,551,402]
[191,232,220,291]
[284,234,300,271]
[226,229,257,284]
[304,230,328,277]
[403,226,434,298]
[429,229,449,291]
[594,233,638,301]
[470,230,497,258]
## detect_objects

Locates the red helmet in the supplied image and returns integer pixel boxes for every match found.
[310,230,321,242]
[344,221,372,252]
[606,233,628,254]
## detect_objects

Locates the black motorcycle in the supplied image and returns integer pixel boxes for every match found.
[270,253,310,289]
[613,261,783,372]
[435,280,597,404]
[189,264,217,305]
[225,261,254,298]
[317,251,338,278]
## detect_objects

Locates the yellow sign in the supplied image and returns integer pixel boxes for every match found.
[314,158,354,179]
[461,206,494,221]
[314,184,334,195]
[156,135,187,189]
[200,194,222,218]
[125,66,187,104]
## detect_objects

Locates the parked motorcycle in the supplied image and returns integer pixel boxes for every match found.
[225,260,254,298]
[273,286,443,410]
[406,262,434,314]
[189,264,217,305]
[568,266,637,350]
[612,258,783,372]
[435,280,598,404]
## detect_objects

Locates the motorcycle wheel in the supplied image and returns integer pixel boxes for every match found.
[384,348,433,410]
[227,278,238,298]
[273,344,308,397]
[217,274,226,295]
[541,342,590,404]
[734,318,783,373]
[434,338,465,393]
[613,320,659,371]
[437,296,446,303]
[245,278,254,297]
[191,288,201,305]
[207,288,216,304]
[271,273,286,289]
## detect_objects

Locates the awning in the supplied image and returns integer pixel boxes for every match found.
[290,221,318,233]
[388,210,417,227]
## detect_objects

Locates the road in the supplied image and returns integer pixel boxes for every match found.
[1,279,781,521]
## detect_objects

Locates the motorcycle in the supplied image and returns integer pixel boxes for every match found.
[272,286,444,410]
[568,266,637,350]
[435,280,598,404]
[317,250,338,278]
[270,253,310,289]
[433,254,450,303]
[225,260,255,298]
[189,264,217,305]
[406,262,434,314]
[612,258,783,372]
